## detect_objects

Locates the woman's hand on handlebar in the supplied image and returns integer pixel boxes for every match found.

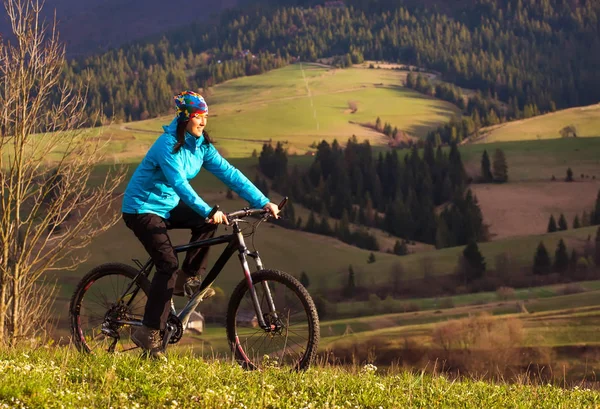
[208,210,229,225]
[263,202,280,219]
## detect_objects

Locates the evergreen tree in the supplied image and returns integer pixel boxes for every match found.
[492,148,508,183]
[558,213,568,231]
[569,249,579,273]
[337,209,352,243]
[276,200,296,229]
[423,141,435,169]
[593,190,600,225]
[435,216,452,249]
[554,239,569,274]
[448,142,467,189]
[305,212,317,233]
[547,215,557,233]
[481,149,493,182]
[299,271,310,288]
[461,241,486,282]
[565,167,574,182]
[318,212,333,236]
[582,211,590,227]
[393,239,409,256]
[375,116,382,131]
[573,215,581,229]
[532,241,552,275]
[595,226,600,267]
[406,72,415,89]
[344,265,356,298]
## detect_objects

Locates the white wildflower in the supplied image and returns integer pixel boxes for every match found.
[361,363,377,373]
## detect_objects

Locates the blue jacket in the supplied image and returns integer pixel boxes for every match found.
[122,118,269,219]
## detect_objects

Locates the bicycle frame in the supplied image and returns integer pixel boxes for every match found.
[116,215,278,338]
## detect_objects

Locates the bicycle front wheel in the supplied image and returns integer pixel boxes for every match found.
[70,263,150,354]
[226,269,320,370]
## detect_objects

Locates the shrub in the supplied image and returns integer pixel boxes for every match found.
[496,286,516,300]
[431,313,524,378]
[439,298,455,309]
[367,293,381,312]
[557,283,586,295]
[402,302,420,312]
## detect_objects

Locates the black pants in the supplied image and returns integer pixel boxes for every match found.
[123,201,217,330]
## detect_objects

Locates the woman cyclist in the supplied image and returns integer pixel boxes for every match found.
[121,91,279,359]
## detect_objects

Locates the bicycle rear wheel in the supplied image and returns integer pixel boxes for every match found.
[226,269,320,370]
[70,263,150,354]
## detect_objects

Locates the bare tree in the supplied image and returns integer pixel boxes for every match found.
[0,0,125,346]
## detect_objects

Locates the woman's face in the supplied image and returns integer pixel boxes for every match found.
[186,114,208,137]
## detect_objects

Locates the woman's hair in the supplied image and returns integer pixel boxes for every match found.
[173,118,213,153]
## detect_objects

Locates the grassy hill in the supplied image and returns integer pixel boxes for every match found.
[101,63,461,160]
[455,137,600,239]
[473,103,600,144]
[1,348,598,408]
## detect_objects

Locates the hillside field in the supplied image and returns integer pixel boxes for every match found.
[474,103,600,143]
[456,136,600,239]
[94,63,461,161]
[458,137,600,182]
[471,181,599,240]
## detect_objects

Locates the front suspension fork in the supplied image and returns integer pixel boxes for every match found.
[237,231,280,330]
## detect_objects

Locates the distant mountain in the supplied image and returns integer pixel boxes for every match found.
[0,0,240,57]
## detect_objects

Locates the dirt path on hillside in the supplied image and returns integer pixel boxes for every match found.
[118,124,271,144]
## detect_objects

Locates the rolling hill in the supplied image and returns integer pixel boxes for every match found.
[472,103,600,144]
[100,63,461,159]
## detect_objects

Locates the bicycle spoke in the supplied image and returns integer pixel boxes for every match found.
[72,267,147,355]
[229,271,318,370]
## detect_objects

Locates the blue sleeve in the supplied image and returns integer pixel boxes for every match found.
[154,138,213,217]
[202,144,270,209]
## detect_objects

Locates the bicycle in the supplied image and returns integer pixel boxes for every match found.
[69,197,320,370]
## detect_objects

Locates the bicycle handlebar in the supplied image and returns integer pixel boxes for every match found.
[205,197,288,221]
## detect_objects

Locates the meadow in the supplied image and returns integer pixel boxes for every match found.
[96,63,461,160]
[0,348,599,408]
[475,103,600,143]
[458,137,600,182]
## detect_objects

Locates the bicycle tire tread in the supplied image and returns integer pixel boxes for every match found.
[69,262,150,353]
[225,269,320,370]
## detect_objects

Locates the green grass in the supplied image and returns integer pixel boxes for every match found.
[316,289,600,350]
[105,64,461,159]
[331,280,600,320]
[0,347,598,408]
[459,137,600,181]
[477,103,600,143]
[166,285,600,359]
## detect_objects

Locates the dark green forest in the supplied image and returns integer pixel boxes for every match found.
[259,138,486,250]
[64,0,600,127]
